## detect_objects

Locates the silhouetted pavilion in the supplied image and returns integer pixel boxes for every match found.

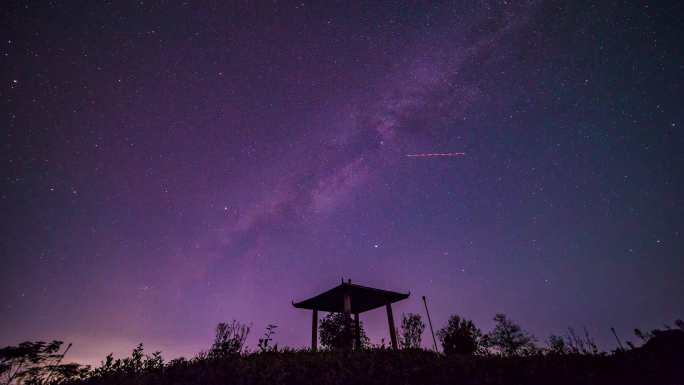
[293,279,410,351]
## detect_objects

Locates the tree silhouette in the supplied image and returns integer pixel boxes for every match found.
[399,313,425,349]
[319,313,369,350]
[0,340,84,385]
[437,314,483,355]
[485,314,537,356]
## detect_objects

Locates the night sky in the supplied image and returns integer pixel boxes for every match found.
[2,1,682,365]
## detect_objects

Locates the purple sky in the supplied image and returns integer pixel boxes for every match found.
[2,1,682,365]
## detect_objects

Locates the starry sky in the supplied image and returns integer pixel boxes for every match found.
[2,1,682,365]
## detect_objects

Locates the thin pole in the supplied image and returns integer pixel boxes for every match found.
[611,327,625,351]
[422,296,438,352]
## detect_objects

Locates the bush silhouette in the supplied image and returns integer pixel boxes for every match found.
[546,327,599,355]
[207,321,250,358]
[6,317,684,385]
[0,340,86,385]
[400,313,425,349]
[437,314,483,355]
[485,314,537,357]
[257,324,278,353]
[319,313,369,350]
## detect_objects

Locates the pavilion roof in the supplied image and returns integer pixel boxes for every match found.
[292,281,409,314]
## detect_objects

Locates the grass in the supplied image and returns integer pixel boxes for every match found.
[64,347,683,385]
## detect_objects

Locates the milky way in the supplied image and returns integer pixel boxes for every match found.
[2,1,682,364]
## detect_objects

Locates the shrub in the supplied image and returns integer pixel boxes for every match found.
[257,324,278,353]
[319,313,369,350]
[485,314,537,357]
[437,315,483,355]
[0,340,86,385]
[546,328,599,356]
[208,321,250,358]
[546,334,568,355]
[88,344,163,379]
[564,327,599,355]
[400,313,426,349]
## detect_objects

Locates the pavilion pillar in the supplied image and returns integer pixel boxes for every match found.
[354,313,361,350]
[343,291,352,313]
[343,291,353,350]
[311,309,318,352]
[386,303,398,350]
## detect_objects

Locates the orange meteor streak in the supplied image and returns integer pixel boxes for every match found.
[406,152,466,158]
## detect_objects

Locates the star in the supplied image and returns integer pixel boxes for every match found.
[1,0,681,365]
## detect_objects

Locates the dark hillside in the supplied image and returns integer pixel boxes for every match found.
[64,348,683,385]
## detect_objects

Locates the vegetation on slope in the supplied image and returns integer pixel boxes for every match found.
[2,315,682,385]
